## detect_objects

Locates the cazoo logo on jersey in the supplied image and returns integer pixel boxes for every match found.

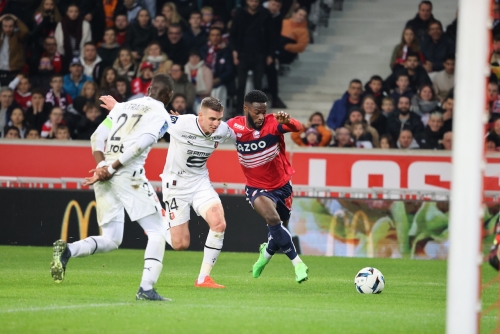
[237,141,267,152]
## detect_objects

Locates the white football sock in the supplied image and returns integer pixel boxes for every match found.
[264,250,273,261]
[198,230,224,283]
[291,255,303,266]
[140,260,163,291]
[137,213,166,290]
[67,236,119,257]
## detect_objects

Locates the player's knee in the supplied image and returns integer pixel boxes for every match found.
[210,219,226,232]
[264,213,281,226]
[172,238,190,251]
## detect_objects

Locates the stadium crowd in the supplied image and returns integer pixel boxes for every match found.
[0,0,313,140]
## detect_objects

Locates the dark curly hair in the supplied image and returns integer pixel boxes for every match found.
[244,90,268,104]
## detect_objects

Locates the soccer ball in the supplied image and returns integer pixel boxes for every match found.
[354,267,385,294]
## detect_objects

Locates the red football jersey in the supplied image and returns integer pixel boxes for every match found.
[227,114,294,190]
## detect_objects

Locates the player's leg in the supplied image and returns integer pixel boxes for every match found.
[193,181,226,288]
[251,184,308,283]
[50,181,125,283]
[135,211,170,301]
[162,190,192,250]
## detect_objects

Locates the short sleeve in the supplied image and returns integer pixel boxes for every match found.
[221,123,236,144]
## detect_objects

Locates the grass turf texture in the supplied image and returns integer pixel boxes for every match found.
[0,246,497,334]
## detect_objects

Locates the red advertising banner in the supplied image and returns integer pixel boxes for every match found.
[3,141,500,191]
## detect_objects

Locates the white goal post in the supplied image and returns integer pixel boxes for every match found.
[446,0,490,333]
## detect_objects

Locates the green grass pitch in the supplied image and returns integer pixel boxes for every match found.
[0,246,497,333]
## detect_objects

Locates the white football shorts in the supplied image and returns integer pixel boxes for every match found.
[94,173,161,226]
[160,174,221,228]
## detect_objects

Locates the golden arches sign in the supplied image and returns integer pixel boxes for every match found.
[60,200,98,241]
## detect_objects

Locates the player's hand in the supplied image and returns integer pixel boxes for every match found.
[266,56,273,66]
[274,111,290,124]
[169,109,180,116]
[83,174,100,186]
[100,95,117,111]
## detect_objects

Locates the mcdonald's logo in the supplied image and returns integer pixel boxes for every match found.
[61,200,98,241]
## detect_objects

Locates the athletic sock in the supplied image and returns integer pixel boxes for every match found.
[140,232,166,290]
[67,236,119,257]
[198,230,224,283]
[265,233,280,260]
[268,223,300,263]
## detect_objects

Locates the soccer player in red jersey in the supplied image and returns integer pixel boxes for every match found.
[226,90,309,283]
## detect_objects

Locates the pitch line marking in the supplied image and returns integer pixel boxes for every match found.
[0,302,132,314]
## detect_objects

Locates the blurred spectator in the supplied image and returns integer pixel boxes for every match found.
[3,125,19,138]
[117,0,143,24]
[490,82,500,114]
[169,93,194,114]
[420,20,454,73]
[164,23,189,65]
[100,67,118,96]
[492,34,500,70]
[113,48,138,81]
[63,57,93,100]
[211,19,229,44]
[114,14,129,46]
[200,6,214,33]
[327,79,362,131]
[25,89,52,131]
[153,14,169,48]
[385,52,431,93]
[184,11,208,52]
[363,75,384,108]
[115,75,132,102]
[361,95,386,137]
[185,50,213,107]
[101,0,122,29]
[32,37,63,75]
[32,0,62,49]
[490,118,500,145]
[170,63,196,108]
[410,84,439,125]
[161,3,188,31]
[487,136,497,152]
[352,121,373,148]
[174,0,199,22]
[441,96,453,133]
[386,96,424,141]
[0,14,29,86]
[139,41,173,74]
[203,1,229,25]
[439,131,452,150]
[0,87,17,131]
[126,9,156,60]
[446,11,457,45]
[8,74,31,112]
[432,55,454,101]
[55,5,92,58]
[80,42,103,82]
[31,56,55,93]
[76,102,103,139]
[131,61,153,96]
[97,28,121,69]
[381,96,395,118]
[73,81,99,114]
[278,7,309,65]
[264,0,286,109]
[389,73,414,102]
[54,124,70,140]
[41,106,64,138]
[300,127,321,146]
[46,74,72,111]
[405,1,435,43]
[379,134,395,149]
[140,0,156,19]
[331,127,353,148]
[25,127,41,139]
[344,107,379,148]
[4,107,25,137]
[397,129,420,149]
[291,111,331,147]
[231,0,273,114]
[418,111,443,149]
[200,27,233,112]
[390,27,425,69]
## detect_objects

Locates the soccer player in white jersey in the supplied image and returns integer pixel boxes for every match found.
[101,96,235,288]
[50,74,174,301]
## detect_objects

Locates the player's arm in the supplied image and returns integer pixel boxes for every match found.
[274,111,302,133]
[87,118,113,184]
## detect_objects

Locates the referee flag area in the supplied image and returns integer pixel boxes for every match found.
[0,246,496,333]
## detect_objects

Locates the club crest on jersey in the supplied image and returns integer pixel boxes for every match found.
[237,133,242,138]
[253,130,260,138]
[214,142,219,148]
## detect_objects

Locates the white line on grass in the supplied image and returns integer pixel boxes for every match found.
[0,302,131,314]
